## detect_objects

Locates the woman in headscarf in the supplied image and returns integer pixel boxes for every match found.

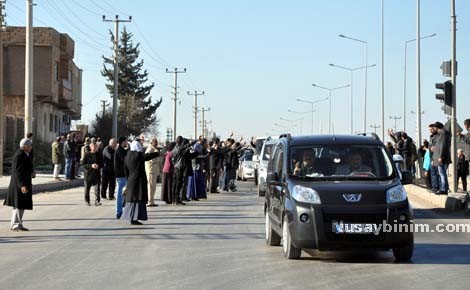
[121,140,160,225]
[161,142,176,204]
[187,138,208,201]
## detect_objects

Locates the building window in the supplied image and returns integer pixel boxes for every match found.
[56,61,60,81]
[50,114,54,132]
[44,114,47,127]
[54,115,59,133]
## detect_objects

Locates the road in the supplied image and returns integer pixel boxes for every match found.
[1,182,470,290]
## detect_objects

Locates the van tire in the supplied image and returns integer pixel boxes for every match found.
[258,183,266,197]
[282,217,301,259]
[392,240,414,261]
[266,212,281,246]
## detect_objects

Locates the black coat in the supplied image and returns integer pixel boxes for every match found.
[81,152,103,185]
[124,151,160,203]
[102,145,115,174]
[114,145,128,178]
[4,149,34,210]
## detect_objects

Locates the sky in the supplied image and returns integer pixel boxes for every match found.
[5,0,470,141]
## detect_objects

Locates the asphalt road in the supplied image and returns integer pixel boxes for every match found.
[1,182,470,290]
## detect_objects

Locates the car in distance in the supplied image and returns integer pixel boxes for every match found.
[238,150,256,181]
[257,137,277,197]
[264,134,414,261]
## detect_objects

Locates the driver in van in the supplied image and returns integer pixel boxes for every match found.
[335,151,372,175]
[293,150,317,176]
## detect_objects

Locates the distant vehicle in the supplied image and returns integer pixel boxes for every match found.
[252,136,268,186]
[238,150,255,181]
[265,134,414,261]
[257,137,277,197]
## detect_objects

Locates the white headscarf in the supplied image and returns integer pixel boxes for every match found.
[130,140,143,152]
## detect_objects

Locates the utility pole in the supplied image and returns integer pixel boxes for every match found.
[187,90,204,139]
[450,0,457,193]
[389,115,402,132]
[199,107,210,138]
[25,0,33,137]
[166,68,186,140]
[103,15,132,139]
[0,0,5,176]
[370,124,380,134]
[100,100,109,119]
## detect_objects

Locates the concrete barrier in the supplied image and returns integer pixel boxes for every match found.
[405,184,466,211]
[0,178,83,200]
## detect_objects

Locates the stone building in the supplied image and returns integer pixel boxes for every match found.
[2,26,82,160]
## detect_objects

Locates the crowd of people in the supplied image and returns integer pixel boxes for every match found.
[387,119,470,195]
[52,133,250,225]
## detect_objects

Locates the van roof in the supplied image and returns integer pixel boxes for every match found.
[281,135,384,147]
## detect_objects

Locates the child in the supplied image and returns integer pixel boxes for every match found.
[457,149,469,192]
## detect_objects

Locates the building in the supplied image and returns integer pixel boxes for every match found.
[2,26,82,159]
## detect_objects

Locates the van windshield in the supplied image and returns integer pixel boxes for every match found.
[289,144,395,180]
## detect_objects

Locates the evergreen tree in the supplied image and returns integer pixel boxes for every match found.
[100,26,162,136]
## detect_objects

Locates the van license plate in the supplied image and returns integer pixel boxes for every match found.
[333,222,378,234]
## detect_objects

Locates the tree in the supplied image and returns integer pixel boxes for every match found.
[100,26,162,137]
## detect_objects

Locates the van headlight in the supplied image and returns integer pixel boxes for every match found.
[386,185,407,203]
[292,185,321,204]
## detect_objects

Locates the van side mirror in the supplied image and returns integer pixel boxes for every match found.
[267,172,279,183]
[401,171,413,185]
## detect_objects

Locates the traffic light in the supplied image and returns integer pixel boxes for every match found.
[435,80,453,106]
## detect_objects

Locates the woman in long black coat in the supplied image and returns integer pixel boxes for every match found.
[121,140,160,225]
[4,138,34,231]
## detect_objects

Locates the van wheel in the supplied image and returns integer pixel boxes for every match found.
[258,183,265,197]
[282,217,301,259]
[265,212,281,246]
[392,241,414,261]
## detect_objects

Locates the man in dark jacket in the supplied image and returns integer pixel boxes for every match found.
[222,138,244,192]
[101,138,117,200]
[431,122,451,194]
[209,138,223,193]
[172,137,196,205]
[114,137,128,218]
[82,143,103,206]
[63,134,75,180]
[4,138,34,231]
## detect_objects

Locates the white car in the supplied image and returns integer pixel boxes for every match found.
[257,137,277,196]
[238,151,256,181]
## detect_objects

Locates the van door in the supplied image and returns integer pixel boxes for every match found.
[271,145,284,228]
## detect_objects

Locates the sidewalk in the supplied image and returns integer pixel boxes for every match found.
[0,173,83,199]
[405,176,467,212]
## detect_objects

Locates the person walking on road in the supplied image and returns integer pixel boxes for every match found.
[428,123,441,193]
[114,137,128,219]
[82,143,103,206]
[52,136,64,181]
[121,140,160,225]
[101,139,117,200]
[209,138,223,193]
[4,138,34,231]
[145,138,161,207]
[161,142,176,204]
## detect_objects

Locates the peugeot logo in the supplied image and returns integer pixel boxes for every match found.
[343,193,362,203]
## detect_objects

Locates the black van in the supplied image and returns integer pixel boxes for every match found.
[264,134,414,260]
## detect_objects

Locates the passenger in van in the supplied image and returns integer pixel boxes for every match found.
[293,150,318,177]
[335,151,372,176]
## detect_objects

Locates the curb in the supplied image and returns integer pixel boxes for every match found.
[0,178,84,200]
[405,184,466,212]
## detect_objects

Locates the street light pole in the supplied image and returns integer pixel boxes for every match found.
[329,63,376,134]
[381,0,385,141]
[403,33,436,133]
[338,34,369,132]
[416,0,422,150]
[312,83,350,134]
[450,0,457,193]
[389,115,402,132]
[295,98,327,134]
